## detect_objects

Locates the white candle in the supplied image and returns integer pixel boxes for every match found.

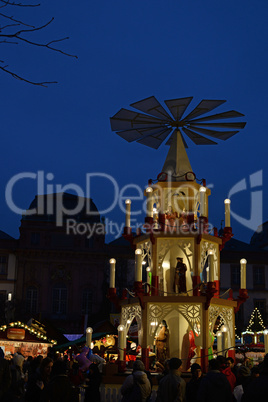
[224,199,231,227]
[146,187,153,218]
[199,187,206,217]
[125,199,131,227]
[208,252,214,282]
[86,327,93,347]
[135,249,142,282]
[240,258,247,289]
[216,331,222,354]
[109,258,116,288]
[118,325,126,361]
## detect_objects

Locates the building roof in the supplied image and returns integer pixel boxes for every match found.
[250,221,268,249]
[22,192,100,224]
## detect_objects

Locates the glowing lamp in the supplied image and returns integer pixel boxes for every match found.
[224,199,231,227]
[109,258,116,288]
[125,199,131,227]
[135,248,142,282]
[199,186,207,217]
[240,258,247,289]
[86,327,93,347]
[146,187,153,218]
[117,325,126,361]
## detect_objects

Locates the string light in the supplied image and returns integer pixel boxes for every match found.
[0,321,57,344]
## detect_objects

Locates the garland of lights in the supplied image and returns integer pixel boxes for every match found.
[243,307,266,334]
[235,326,241,340]
[0,321,57,345]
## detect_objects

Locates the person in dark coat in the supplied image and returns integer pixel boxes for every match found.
[25,357,53,402]
[242,353,268,402]
[233,366,252,402]
[40,359,76,402]
[196,358,232,402]
[186,363,203,402]
[156,357,186,402]
[7,353,26,401]
[0,347,11,402]
[84,363,102,402]
[173,257,187,293]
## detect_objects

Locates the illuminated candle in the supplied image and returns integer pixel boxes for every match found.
[221,326,228,353]
[199,187,206,217]
[146,187,153,218]
[109,258,116,288]
[216,331,222,354]
[240,258,247,289]
[125,199,131,227]
[86,327,93,347]
[208,251,214,282]
[135,249,142,282]
[224,199,231,227]
[118,325,126,361]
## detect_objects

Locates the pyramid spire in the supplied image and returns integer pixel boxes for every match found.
[162,130,193,181]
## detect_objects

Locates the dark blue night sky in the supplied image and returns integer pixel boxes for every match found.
[1,0,267,244]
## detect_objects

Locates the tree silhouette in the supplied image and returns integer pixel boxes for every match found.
[0,0,77,86]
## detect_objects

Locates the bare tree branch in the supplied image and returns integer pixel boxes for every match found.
[0,2,78,85]
[0,64,57,86]
[0,39,18,43]
[0,0,40,7]
[0,18,78,58]
[0,23,20,29]
[0,12,35,27]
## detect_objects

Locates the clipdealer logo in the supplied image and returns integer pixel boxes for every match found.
[4,169,264,239]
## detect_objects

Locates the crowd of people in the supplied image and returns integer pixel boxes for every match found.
[0,348,102,402]
[1,347,268,402]
[152,354,268,402]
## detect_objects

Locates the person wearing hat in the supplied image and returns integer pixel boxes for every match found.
[186,363,203,402]
[156,357,186,402]
[120,359,151,402]
[173,257,187,294]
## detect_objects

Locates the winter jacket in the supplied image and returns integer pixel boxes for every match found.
[121,370,151,402]
[156,370,186,402]
[196,370,232,402]
[221,366,236,391]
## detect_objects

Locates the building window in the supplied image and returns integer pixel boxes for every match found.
[253,266,265,289]
[254,299,266,323]
[52,284,67,315]
[82,289,92,314]
[31,233,40,245]
[231,265,240,288]
[0,256,7,275]
[26,286,38,313]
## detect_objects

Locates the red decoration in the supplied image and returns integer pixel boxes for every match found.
[234,288,249,314]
